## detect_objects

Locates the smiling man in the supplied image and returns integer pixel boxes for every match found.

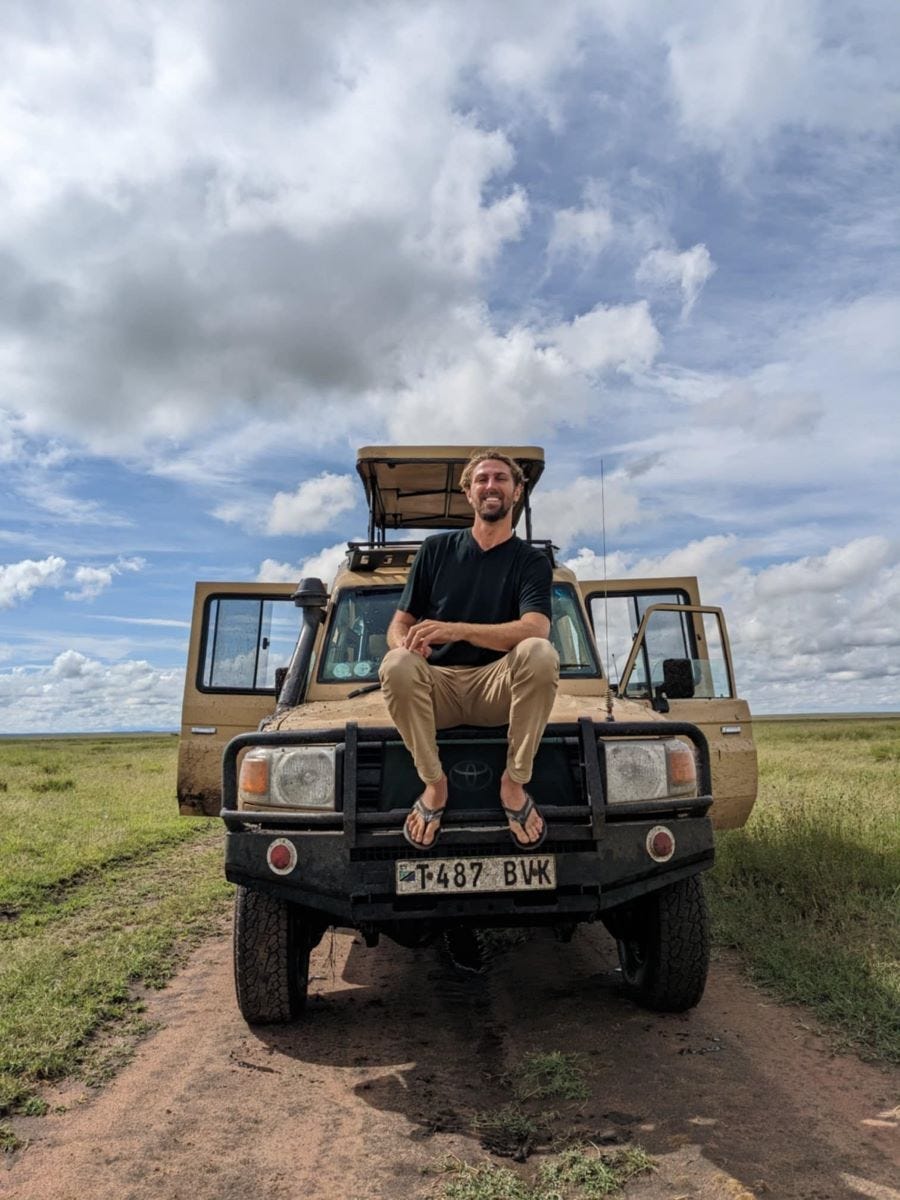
[379,449,559,850]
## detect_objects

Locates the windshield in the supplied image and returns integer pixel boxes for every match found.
[318,581,601,683]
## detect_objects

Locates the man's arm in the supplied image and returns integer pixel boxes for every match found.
[404,611,550,656]
[387,609,418,651]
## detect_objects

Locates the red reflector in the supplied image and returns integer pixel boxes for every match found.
[646,825,675,862]
[267,839,296,874]
[269,844,292,870]
[651,831,672,856]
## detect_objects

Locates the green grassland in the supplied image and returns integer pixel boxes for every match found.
[0,736,231,1117]
[0,720,897,1130]
[709,718,900,1062]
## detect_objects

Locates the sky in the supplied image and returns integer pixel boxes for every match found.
[1,0,899,732]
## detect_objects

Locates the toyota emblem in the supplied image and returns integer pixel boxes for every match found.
[449,760,494,792]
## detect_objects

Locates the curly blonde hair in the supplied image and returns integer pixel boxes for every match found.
[460,449,524,492]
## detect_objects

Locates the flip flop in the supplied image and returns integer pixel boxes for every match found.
[502,793,547,851]
[403,796,446,851]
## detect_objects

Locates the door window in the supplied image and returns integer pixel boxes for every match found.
[200,596,302,692]
[588,591,691,687]
[619,606,734,701]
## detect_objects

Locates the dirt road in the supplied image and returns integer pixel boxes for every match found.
[3,924,898,1200]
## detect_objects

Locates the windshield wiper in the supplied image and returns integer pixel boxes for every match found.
[348,682,382,699]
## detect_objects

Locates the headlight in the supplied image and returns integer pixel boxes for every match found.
[238,746,337,810]
[603,737,697,803]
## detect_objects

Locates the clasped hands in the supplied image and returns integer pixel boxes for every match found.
[403,619,463,658]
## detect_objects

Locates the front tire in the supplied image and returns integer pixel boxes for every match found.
[233,887,315,1024]
[609,875,710,1013]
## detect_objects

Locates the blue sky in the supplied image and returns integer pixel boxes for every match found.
[1,0,899,731]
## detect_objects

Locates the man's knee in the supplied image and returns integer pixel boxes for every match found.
[510,637,559,681]
[379,647,431,691]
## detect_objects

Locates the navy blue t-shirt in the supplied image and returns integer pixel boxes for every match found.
[398,530,552,666]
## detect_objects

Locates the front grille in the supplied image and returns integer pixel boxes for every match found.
[356,733,587,815]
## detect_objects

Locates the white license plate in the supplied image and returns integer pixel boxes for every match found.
[395,855,557,895]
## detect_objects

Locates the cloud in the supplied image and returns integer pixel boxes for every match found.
[753,536,892,599]
[0,555,145,608]
[64,556,145,602]
[0,6,556,461]
[257,538,354,588]
[547,301,661,373]
[0,651,182,733]
[0,556,67,608]
[85,615,191,628]
[565,532,900,713]
[548,182,613,261]
[265,474,357,536]
[664,3,900,174]
[636,243,715,318]
[0,409,24,464]
[535,474,641,549]
[696,383,823,439]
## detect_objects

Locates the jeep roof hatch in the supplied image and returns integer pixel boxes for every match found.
[356,445,545,543]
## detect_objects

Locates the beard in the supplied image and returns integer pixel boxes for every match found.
[478,496,511,522]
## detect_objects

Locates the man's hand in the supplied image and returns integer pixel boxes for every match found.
[387,609,551,656]
[404,619,462,657]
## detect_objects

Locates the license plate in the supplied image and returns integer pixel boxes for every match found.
[395,855,557,895]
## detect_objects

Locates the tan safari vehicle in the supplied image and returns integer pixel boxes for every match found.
[178,447,757,1024]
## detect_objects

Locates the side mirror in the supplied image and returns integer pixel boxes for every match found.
[662,658,695,700]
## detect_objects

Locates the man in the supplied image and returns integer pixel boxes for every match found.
[379,449,559,851]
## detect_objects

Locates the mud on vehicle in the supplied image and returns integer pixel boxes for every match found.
[177,447,757,1024]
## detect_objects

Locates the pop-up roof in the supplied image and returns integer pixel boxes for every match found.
[356,446,545,541]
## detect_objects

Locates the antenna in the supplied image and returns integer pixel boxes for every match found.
[601,459,615,721]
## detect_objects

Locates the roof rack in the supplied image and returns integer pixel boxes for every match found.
[356,446,545,544]
[346,539,557,571]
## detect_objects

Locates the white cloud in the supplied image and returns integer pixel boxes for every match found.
[257,539,353,588]
[636,243,715,318]
[535,475,641,549]
[565,532,900,713]
[0,651,182,733]
[266,474,357,536]
[696,383,822,439]
[0,555,67,608]
[754,537,892,599]
[547,302,661,373]
[548,183,613,261]
[87,615,191,629]
[0,409,24,463]
[64,556,145,602]
[664,3,900,172]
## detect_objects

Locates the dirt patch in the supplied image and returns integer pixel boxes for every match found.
[2,927,897,1200]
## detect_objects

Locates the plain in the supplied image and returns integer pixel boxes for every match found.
[0,718,898,1137]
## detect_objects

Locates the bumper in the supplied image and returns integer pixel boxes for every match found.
[221,719,715,931]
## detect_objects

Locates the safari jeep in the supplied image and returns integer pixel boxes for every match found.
[177,447,757,1024]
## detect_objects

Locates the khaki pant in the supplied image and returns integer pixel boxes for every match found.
[379,638,559,786]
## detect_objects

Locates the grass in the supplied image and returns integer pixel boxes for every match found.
[709,718,900,1062]
[435,1145,654,1199]
[511,1052,588,1103]
[0,736,205,915]
[0,736,230,1117]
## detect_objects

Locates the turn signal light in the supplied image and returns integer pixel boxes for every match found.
[239,755,269,795]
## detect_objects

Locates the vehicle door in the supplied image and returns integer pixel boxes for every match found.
[579,579,757,829]
[177,582,302,815]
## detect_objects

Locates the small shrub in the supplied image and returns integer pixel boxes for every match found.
[30,778,76,795]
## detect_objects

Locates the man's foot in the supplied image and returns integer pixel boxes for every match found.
[500,772,545,847]
[403,776,448,850]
